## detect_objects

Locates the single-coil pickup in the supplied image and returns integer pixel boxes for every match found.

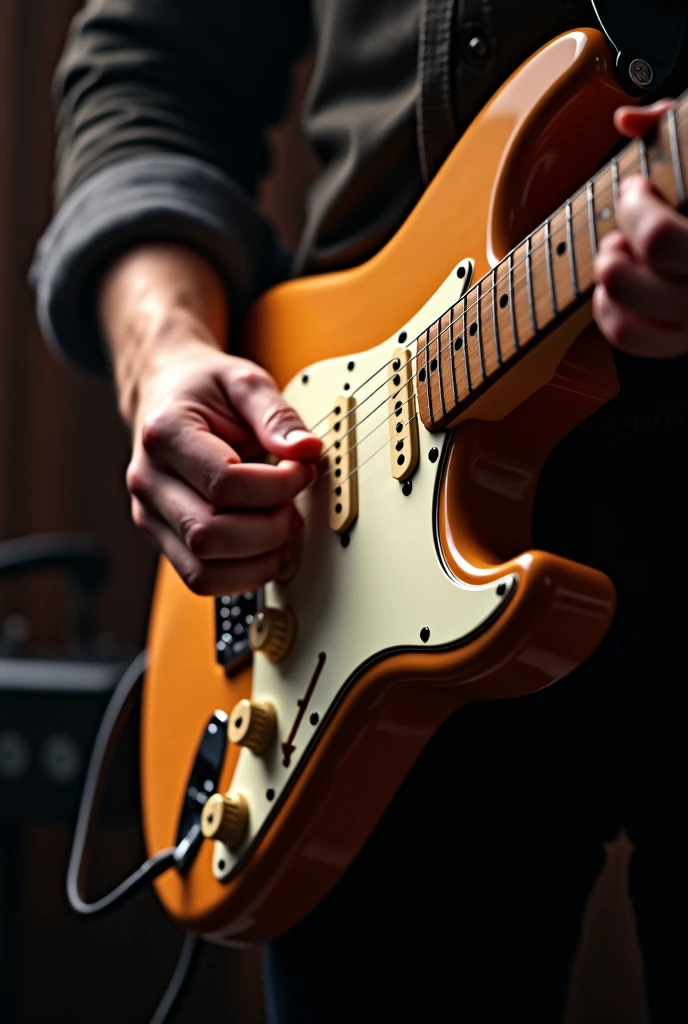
[388,349,419,482]
[327,395,358,534]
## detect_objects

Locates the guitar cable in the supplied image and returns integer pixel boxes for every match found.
[66,649,203,1023]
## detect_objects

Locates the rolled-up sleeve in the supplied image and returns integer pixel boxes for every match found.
[30,0,311,374]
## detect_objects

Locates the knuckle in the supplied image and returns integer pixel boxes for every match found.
[140,409,176,454]
[125,461,148,500]
[206,466,231,506]
[232,365,271,396]
[180,562,213,596]
[639,218,673,268]
[182,517,211,558]
[262,403,299,434]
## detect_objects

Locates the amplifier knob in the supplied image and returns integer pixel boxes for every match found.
[249,607,296,663]
[200,792,248,850]
[228,699,277,755]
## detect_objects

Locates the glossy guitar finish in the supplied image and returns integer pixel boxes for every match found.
[142,30,626,943]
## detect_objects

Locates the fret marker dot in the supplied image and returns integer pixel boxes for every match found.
[499,294,509,308]
[418,367,426,383]
[399,331,407,344]
[469,323,477,336]
[556,241,567,256]
[430,358,437,372]
[454,338,463,351]
[599,206,611,221]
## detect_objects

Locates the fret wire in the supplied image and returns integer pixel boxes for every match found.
[611,156,620,215]
[448,305,459,405]
[565,201,579,298]
[587,181,597,259]
[508,251,519,350]
[525,236,537,334]
[544,219,556,317]
[423,326,433,422]
[475,280,487,380]
[461,297,472,391]
[668,107,686,205]
[491,265,502,366]
[638,137,649,179]
[435,320,446,417]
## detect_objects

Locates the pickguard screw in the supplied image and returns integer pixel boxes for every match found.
[420,626,430,643]
[428,446,439,463]
[402,480,412,496]
[496,582,507,596]
[309,711,319,725]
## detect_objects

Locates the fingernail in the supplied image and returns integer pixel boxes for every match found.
[285,428,314,445]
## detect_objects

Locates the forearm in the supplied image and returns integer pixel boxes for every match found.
[99,242,229,428]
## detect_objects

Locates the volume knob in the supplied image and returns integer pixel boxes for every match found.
[228,699,277,755]
[200,792,248,850]
[249,607,296,663]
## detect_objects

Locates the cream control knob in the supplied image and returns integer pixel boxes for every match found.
[249,607,296,663]
[200,792,248,850]
[228,699,277,755]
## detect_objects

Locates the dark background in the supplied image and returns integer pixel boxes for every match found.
[0,2,649,1021]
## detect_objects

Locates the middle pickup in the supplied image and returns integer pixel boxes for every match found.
[388,349,419,483]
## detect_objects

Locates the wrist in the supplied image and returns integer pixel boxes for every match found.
[98,241,229,429]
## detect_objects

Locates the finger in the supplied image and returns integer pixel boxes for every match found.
[223,360,322,461]
[616,177,688,280]
[131,497,286,596]
[595,240,688,326]
[593,284,688,358]
[140,415,316,506]
[613,99,674,138]
[128,464,302,559]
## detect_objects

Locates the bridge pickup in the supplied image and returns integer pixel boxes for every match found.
[327,395,358,534]
[388,349,419,482]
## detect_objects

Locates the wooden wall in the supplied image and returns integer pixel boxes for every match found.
[0,2,647,1022]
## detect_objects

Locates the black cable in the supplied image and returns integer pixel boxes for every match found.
[150,931,201,1024]
[65,648,204,1022]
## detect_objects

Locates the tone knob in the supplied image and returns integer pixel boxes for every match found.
[200,792,248,850]
[228,699,277,755]
[249,607,296,663]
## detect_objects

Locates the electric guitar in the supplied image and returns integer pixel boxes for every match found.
[140,28,686,944]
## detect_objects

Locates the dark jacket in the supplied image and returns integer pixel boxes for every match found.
[30,0,688,424]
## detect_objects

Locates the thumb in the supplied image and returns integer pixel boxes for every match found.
[226,361,322,461]
[614,98,674,138]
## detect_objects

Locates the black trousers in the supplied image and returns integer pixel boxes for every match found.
[265,422,686,1023]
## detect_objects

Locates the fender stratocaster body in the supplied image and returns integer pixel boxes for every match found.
[142,29,688,943]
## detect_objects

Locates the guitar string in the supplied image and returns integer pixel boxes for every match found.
[305,136,646,444]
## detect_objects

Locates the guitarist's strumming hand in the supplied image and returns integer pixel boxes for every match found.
[594,100,688,359]
[99,242,322,596]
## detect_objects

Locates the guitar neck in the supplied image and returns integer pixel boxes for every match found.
[416,91,688,432]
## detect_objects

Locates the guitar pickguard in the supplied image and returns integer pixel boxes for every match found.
[211,259,517,881]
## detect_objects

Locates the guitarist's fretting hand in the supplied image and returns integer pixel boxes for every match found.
[594,100,688,358]
[99,242,322,596]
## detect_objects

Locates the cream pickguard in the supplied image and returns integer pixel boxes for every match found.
[212,259,517,881]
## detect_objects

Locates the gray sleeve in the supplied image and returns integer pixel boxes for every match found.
[30,154,286,374]
[31,0,311,375]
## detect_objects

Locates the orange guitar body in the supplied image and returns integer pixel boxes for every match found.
[142,29,628,944]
